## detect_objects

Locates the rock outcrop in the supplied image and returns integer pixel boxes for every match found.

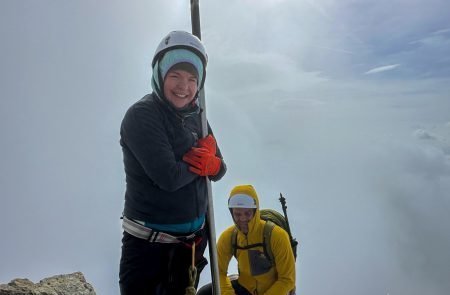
[0,272,96,295]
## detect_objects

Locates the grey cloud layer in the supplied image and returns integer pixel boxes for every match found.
[1,1,449,295]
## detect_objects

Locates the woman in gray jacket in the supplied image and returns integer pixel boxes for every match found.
[119,30,226,295]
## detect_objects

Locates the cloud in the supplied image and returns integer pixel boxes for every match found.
[271,98,325,111]
[365,64,401,74]
[413,128,438,140]
[413,125,450,157]
[2,1,450,295]
[432,27,450,35]
[312,45,355,55]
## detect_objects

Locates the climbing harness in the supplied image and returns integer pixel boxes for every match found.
[122,216,204,243]
[123,216,204,294]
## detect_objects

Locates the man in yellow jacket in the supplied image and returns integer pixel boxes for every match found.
[198,184,295,295]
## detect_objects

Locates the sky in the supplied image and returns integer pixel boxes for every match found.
[1,0,450,294]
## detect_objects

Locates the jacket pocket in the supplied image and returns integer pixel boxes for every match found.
[248,249,272,276]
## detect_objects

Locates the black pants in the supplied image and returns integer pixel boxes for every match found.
[197,279,252,295]
[119,230,208,295]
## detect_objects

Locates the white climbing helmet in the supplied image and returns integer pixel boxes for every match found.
[228,194,257,209]
[152,30,207,68]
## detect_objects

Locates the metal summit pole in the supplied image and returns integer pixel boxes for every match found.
[190,1,221,294]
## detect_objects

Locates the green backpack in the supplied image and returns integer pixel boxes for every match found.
[231,206,299,266]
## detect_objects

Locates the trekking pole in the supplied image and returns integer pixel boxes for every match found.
[190,1,221,294]
[279,193,298,259]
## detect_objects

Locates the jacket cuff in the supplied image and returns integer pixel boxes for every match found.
[209,159,226,181]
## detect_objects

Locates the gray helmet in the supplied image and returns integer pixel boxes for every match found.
[152,31,207,68]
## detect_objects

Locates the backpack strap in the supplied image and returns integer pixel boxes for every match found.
[230,222,276,267]
[231,227,265,258]
[263,220,275,266]
[231,227,238,257]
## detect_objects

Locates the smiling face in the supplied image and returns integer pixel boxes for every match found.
[163,68,198,109]
[232,208,255,234]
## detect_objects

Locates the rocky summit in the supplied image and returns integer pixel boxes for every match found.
[0,272,96,295]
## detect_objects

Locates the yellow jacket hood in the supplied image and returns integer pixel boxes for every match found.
[218,184,296,295]
[228,184,261,234]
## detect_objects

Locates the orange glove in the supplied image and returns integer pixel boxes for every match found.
[197,134,217,155]
[183,147,221,176]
